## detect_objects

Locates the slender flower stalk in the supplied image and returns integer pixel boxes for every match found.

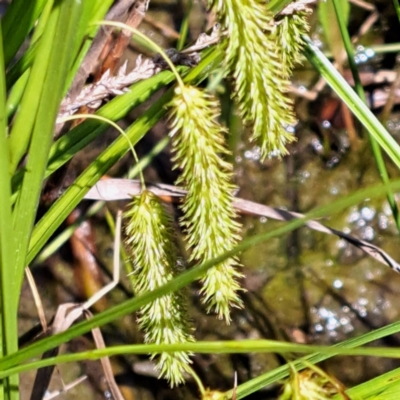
[169,84,243,323]
[208,0,310,159]
[124,190,194,386]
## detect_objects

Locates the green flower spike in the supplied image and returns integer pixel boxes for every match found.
[209,0,310,159]
[276,11,310,72]
[124,190,194,386]
[169,84,243,323]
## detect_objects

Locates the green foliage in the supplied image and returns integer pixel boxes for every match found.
[319,0,350,61]
[208,0,309,158]
[0,0,107,397]
[124,190,194,386]
[169,85,243,322]
[3,0,400,398]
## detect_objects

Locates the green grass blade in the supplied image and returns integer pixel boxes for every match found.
[394,0,400,22]
[331,0,400,233]
[0,20,19,400]
[341,366,400,399]
[47,71,175,176]
[176,0,192,51]
[232,321,400,399]
[7,15,54,173]
[2,0,47,67]
[9,66,192,196]
[303,35,400,168]
[4,339,400,379]
[5,41,38,91]
[319,0,349,61]
[9,70,174,202]
[11,0,85,308]
[5,70,29,120]
[7,0,103,173]
[5,0,53,120]
[0,23,13,353]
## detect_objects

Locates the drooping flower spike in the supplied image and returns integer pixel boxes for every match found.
[124,190,194,386]
[169,85,243,323]
[208,0,310,159]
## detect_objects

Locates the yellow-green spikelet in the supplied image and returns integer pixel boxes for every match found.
[124,190,194,386]
[208,0,310,159]
[169,85,243,323]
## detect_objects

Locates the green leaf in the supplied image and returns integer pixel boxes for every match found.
[303,36,400,169]
[0,23,13,353]
[232,322,400,399]
[319,0,350,60]
[2,0,47,67]
[342,366,400,399]
[47,71,175,177]
[5,41,38,91]
[9,71,174,205]
[5,340,400,380]
[11,0,85,309]
[330,0,400,232]
[0,19,19,400]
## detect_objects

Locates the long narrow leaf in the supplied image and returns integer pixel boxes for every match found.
[9,71,174,202]
[0,24,13,353]
[11,0,84,309]
[5,41,38,91]
[342,366,400,399]
[7,10,54,173]
[47,71,175,176]
[0,20,18,400]
[233,321,400,399]
[5,0,53,121]
[331,0,400,232]
[2,0,47,66]
[4,339,400,379]
[303,35,400,168]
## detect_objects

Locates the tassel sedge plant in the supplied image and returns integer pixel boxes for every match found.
[97,11,310,325]
[208,0,310,159]
[169,85,243,323]
[141,26,244,322]
[124,190,194,386]
[98,21,245,323]
[95,20,242,384]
